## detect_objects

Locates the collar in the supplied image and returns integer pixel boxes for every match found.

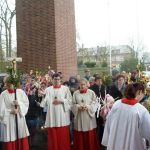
[53,85,61,89]
[7,89,15,94]
[121,98,138,105]
[80,89,88,94]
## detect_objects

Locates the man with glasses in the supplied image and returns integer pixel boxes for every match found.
[40,73,72,150]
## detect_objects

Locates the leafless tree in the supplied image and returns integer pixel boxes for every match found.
[128,38,145,59]
[0,0,16,57]
[97,45,109,65]
[78,44,92,62]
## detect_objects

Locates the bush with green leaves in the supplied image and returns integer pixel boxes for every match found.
[84,62,96,68]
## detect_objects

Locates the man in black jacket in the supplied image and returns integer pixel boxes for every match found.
[0,80,4,94]
[90,76,105,98]
[109,74,126,100]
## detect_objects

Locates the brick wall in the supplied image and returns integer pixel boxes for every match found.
[16,0,77,80]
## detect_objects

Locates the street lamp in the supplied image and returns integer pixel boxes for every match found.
[107,0,112,75]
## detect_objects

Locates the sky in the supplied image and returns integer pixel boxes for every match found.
[8,0,150,54]
[75,0,150,53]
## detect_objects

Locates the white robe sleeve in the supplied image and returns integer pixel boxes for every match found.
[17,90,29,117]
[0,94,7,124]
[101,111,111,146]
[40,96,47,108]
[40,88,48,108]
[87,91,97,118]
[139,110,150,142]
[61,87,72,112]
[72,93,80,119]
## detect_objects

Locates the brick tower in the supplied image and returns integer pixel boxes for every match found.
[16,0,77,80]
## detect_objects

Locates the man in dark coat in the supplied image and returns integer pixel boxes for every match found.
[90,77,105,98]
[0,80,4,94]
[84,69,91,81]
[109,74,126,100]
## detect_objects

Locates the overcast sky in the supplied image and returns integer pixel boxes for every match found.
[9,0,150,54]
[75,0,150,52]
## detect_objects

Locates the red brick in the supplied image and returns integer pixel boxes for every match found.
[16,0,77,80]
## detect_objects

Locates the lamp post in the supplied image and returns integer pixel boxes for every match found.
[107,0,112,75]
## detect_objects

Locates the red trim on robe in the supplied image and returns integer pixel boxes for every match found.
[2,137,29,150]
[53,85,61,89]
[121,98,138,105]
[80,89,88,94]
[47,126,70,150]
[73,129,100,150]
[7,89,15,94]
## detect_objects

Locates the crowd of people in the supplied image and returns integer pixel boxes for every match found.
[0,68,150,150]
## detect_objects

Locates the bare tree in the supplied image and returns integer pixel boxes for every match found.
[78,44,91,62]
[128,38,145,59]
[97,45,109,66]
[0,3,4,71]
[0,0,16,57]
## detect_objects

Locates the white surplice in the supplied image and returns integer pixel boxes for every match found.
[72,89,97,131]
[40,85,72,127]
[0,89,29,142]
[102,100,150,150]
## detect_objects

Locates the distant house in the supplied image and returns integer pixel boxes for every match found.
[143,51,150,71]
[111,45,134,67]
[77,47,97,63]
[77,45,134,67]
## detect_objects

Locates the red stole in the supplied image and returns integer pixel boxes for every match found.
[53,85,61,89]
[7,89,15,94]
[121,98,138,105]
[80,89,88,94]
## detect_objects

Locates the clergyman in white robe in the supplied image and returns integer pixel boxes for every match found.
[72,89,100,150]
[40,84,72,150]
[102,100,150,150]
[0,89,29,150]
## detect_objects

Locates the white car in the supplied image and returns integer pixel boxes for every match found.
[0,73,8,83]
[142,71,150,78]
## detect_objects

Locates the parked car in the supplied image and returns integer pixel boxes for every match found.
[0,73,8,82]
[142,71,150,78]
[0,73,8,91]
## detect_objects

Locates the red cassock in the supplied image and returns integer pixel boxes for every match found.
[47,126,70,150]
[2,137,29,150]
[73,129,100,150]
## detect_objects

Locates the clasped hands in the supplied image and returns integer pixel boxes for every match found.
[10,100,19,115]
[79,104,88,111]
[53,99,63,105]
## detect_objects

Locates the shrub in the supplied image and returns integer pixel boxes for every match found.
[84,62,96,68]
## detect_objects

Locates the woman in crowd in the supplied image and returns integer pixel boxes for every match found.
[72,78,99,150]
[100,94,115,121]
[102,82,150,150]
[25,83,40,146]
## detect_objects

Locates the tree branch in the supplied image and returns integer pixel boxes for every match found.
[4,0,12,13]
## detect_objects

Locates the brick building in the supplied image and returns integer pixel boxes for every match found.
[16,0,77,79]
